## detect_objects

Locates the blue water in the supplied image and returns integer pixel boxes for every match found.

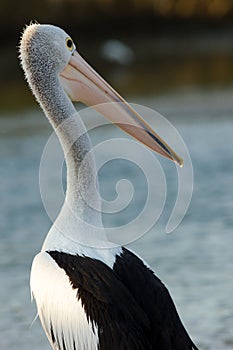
[0,88,233,349]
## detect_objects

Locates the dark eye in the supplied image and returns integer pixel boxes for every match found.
[66,38,74,51]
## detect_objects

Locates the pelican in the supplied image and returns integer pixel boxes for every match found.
[19,23,198,350]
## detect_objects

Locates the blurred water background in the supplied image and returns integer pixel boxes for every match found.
[1,2,233,349]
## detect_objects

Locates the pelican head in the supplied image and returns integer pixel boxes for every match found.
[20,23,183,166]
[20,24,74,76]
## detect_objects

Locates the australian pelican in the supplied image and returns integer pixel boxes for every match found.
[19,23,198,350]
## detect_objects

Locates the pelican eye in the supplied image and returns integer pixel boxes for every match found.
[66,38,74,51]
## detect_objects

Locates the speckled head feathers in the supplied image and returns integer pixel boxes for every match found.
[19,23,75,79]
[18,23,77,123]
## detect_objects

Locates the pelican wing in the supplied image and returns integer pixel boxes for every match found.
[31,249,198,350]
[31,251,153,350]
[48,250,155,350]
[30,252,99,350]
[113,248,199,350]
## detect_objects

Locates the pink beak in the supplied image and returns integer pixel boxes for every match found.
[60,51,183,167]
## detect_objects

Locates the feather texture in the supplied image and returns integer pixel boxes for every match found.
[32,248,199,350]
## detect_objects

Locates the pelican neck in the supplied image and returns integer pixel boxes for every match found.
[32,70,102,227]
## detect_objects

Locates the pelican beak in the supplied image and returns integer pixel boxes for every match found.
[60,51,183,167]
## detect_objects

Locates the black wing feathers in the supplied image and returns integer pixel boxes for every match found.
[114,248,198,350]
[48,249,198,350]
[48,250,153,350]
